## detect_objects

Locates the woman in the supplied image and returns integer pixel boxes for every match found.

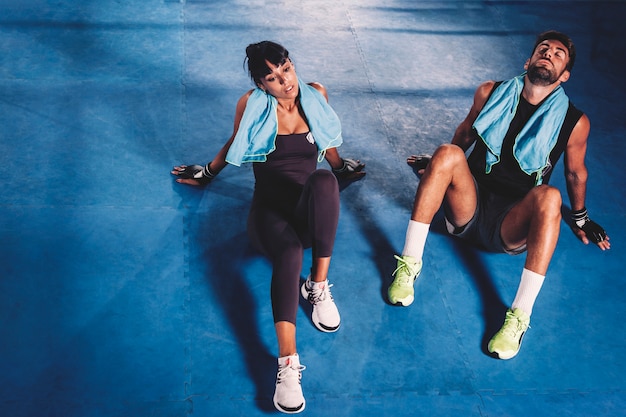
[171,41,365,414]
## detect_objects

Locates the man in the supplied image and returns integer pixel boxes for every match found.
[388,30,610,360]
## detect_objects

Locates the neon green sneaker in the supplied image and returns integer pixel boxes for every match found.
[388,255,422,306]
[488,308,531,360]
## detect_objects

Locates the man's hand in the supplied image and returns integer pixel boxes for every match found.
[571,207,610,250]
[407,154,431,177]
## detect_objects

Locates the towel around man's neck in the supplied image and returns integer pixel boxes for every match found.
[225,79,343,166]
[472,73,569,184]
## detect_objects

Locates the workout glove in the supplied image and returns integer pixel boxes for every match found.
[571,207,607,244]
[178,164,216,186]
[332,158,365,180]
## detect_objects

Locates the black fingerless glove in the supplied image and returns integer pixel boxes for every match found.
[179,164,217,186]
[571,207,607,244]
[411,154,432,171]
[332,158,364,179]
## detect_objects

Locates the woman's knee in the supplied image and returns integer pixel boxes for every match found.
[309,169,339,192]
[302,169,340,211]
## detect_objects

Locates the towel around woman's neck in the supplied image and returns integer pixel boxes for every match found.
[225,79,343,166]
[472,73,569,184]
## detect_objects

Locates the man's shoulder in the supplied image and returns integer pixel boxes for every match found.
[560,101,587,143]
[478,80,501,100]
[566,101,584,122]
[478,80,498,93]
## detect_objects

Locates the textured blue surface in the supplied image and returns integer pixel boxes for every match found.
[1,1,625,416]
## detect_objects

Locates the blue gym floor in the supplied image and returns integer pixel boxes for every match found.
[1,1,625,416]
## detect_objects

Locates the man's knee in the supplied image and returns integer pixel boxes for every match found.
[431,144,467,170]
[531,185,562,217]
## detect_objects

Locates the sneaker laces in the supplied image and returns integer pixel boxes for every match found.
[392,255,417,284]
[277,359,306,383]
[501,310,530,337]
[307,281,334,304]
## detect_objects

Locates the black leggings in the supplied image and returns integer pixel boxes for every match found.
[247,169,340,324]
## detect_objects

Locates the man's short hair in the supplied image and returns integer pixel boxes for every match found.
[533,30,576,72]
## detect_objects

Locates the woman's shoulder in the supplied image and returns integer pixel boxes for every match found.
[306,82,328,101]
[239,89,256,102]
[236,89,257,106]
[307,82,324,91]
[234,89,258,116]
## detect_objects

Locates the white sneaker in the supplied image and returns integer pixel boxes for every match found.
[273,354,306,414]
[301,276,341,332]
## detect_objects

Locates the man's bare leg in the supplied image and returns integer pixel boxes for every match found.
[389,144,478,306]
[489,185,562,359]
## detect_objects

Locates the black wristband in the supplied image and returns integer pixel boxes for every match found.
[185,164,215,186]
[202,163,217,179]
[332,159,348,174]
[570,207,589,229]
[570,207,607,243]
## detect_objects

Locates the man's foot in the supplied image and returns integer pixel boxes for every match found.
[301,276,341,332]
[273,354,306,414]
[388,255,422,306]
[488,308,531,360]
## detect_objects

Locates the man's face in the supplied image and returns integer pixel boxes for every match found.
[526,39,570,86]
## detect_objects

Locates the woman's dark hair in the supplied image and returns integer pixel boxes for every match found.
[245,41,290,85]
[533,30,576,72]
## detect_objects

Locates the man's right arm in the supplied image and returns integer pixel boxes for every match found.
[451,81,495,151]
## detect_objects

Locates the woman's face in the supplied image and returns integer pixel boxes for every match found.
[257,59,299,100]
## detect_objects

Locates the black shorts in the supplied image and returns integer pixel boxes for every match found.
[444,181,527,255]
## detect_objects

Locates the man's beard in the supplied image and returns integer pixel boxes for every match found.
[527,64,559,86]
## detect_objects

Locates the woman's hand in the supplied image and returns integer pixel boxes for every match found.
[332,158,366,190]
[332,158,365,179]
[171,164,215,186]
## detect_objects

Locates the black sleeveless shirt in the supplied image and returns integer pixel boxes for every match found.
[467,82,584,199]
[252,132,318,209]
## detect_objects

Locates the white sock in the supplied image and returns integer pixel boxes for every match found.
[307,279,326,289]
[511,268,545,316]
[402,220,430,260]
[278,353,299,366]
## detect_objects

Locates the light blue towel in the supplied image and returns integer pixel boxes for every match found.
[226,79,343,166]
[473,73,569,184]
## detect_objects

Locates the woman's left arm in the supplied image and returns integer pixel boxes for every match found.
[310,81,366,182]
